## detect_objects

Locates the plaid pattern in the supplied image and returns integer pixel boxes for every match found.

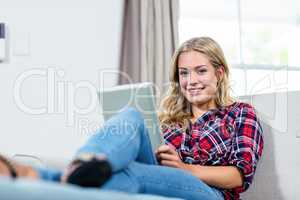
[162,102,264,200]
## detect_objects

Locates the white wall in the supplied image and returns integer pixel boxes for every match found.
[0,0,123,167]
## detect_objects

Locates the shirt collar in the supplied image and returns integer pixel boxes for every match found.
[191,102,238,125]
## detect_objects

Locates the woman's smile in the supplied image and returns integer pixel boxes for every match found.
[187,87,205,96]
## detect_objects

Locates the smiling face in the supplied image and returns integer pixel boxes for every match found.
[178,50,223,110]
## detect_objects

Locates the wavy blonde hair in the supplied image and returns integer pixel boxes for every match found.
[158,37,233,130]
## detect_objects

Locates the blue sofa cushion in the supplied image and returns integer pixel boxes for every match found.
[0,176,181,200]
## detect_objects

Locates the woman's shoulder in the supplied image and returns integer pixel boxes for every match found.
[226,101,259,119]
[229,101,262,126]
[229,101,256,112]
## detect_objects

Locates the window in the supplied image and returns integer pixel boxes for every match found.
[179,0,300,96]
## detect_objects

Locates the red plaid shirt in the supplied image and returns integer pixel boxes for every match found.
[162,102,264,200]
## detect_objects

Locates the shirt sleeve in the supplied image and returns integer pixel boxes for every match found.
[161,123,184,149]
[228,103,264,193]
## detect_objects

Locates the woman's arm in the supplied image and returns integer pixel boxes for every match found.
[183,164,243,189]
[156,145,243,189]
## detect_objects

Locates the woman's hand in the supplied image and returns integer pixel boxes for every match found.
[155,145,243,189]
[155,145,187,170]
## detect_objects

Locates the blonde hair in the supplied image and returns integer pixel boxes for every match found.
[158,37,233,130]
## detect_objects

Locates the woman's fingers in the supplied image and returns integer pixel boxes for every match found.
[156,148,186,169]
[156,145,182,168]
[160,160,179,168]
[156,145,177,155]
[156,145,170,153]
[158,153,178,162]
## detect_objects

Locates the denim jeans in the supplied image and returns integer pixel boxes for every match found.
[74,107,224,200]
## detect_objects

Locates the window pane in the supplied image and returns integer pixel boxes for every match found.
[244,68,300,95]
[231,68,300,96]
[241,0,300,66]
[178,0,300,96]
[179,0,240,64]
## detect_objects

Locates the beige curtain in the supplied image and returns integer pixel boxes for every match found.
[119,0,179,91]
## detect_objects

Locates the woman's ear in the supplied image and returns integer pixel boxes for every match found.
[216,66,225,82]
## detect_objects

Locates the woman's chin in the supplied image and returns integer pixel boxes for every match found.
[189,98,209,105]
[186,94,214,105]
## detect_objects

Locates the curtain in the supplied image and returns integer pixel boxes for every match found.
[119,0,179,92]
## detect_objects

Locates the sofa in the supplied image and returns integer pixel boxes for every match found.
[0,177,181,200]
[1,91,299,199]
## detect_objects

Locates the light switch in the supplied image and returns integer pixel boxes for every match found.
[0,23,5,62]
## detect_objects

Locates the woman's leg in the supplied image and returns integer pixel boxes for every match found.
[69,107,224,200]
[75,107,157,172]
[102,161,224,200]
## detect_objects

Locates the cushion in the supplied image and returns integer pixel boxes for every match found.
[0,176,181,200]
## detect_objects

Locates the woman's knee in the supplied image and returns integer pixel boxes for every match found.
[119,107,145,125]
[121,107,143,118]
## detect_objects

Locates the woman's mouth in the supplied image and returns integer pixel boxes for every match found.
[187,87,205,95]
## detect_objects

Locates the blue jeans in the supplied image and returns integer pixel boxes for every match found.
[74,107,224,200]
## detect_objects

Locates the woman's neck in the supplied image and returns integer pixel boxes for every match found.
[191,100,217,122]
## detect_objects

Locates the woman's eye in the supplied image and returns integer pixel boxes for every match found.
[197,69,207,74]
[179,71,189,76]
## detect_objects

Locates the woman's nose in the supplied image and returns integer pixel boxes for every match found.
[188,71,199,85]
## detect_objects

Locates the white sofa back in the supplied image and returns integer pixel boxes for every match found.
[239,91,300,199]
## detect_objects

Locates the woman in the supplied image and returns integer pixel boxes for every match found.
[0,37,263,200]
[157,37,264,199]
